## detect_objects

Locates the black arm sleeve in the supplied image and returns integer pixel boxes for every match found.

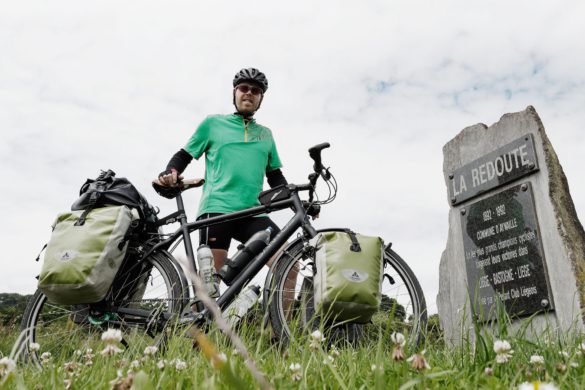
[266,168,288,188]
[165,149,193,174]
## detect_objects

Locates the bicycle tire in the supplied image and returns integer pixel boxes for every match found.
[19,250,186,367]
[267,236,427,348]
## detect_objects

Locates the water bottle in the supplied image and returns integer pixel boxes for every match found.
[197,244,220,298]
[218,227,272,285]
[222,285,261,327]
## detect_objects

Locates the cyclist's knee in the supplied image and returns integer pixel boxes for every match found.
[211,249,228,271]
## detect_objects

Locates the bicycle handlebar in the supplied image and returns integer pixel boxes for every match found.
[308,142,330,173]
[305,142,331,203]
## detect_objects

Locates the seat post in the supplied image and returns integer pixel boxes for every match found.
[175,192,186,213]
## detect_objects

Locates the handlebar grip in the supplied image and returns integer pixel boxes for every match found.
[308,142,330,158]
[308,142,330,171]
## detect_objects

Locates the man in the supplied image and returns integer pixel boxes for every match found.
[157,68,287,271]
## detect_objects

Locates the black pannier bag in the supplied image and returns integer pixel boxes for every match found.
[71,169,158,231]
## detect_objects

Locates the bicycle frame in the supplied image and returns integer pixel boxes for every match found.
[143,184,318,314]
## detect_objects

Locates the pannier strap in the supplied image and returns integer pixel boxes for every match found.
[75,208,91,226]
[118,220,139,250]
[344,229,361,252]
[35,243,48,262]
[75,182,106,226]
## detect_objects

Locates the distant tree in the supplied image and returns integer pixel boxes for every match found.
[380,295,406,322]
[0,293,32,326]
[425,314,444,345]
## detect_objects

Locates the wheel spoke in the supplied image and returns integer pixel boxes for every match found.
[268,238,427,348]
[19,251,185,367]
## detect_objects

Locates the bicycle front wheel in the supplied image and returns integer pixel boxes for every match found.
[19,250,186,367]
[268,238,427,348]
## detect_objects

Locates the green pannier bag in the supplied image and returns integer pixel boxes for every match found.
[311,231,384,323]
[38,205,139,305]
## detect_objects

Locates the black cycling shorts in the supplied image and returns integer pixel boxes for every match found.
[197,213,280,251]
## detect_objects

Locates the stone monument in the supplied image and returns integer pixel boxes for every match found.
[437,106,585,345]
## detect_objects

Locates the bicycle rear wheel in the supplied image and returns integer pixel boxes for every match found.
[19,251,186,367]
[267,237,427,347]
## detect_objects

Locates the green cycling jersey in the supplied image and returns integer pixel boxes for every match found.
[184,113,282,217]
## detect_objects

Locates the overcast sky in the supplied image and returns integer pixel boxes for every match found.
[2,1,584,314]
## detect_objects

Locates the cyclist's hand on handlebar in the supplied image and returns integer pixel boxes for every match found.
[156,168,184,187]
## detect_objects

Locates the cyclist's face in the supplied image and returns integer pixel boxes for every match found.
[234,83,263,115]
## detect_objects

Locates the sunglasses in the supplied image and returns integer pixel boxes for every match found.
[235,84,263,95]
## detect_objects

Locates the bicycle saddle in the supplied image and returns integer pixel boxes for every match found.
[152,178,204,199]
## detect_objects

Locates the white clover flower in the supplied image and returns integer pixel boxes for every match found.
[29,342,41,352]
[289,363,302,381]
[63,361,78,373]
[101,329,123,344]
[540,384,560,390]
[100,344,123,357]
[579,343,585,353]
[100,329,123,357]
[392,344,406,362]
[407,351,431,371]
[83,349,95,366]
[217,352,227,363]
[518,382,559,390]
[143,346,158,356]
[559,351,569,359]
[0,357,17,379]
[493,340,513,364]
[40,352,52,365]
[484,367,493,376]
[310,330,325,342]
[157,359,167,370]
[530,355,545,365]
[129,360,141,370]
[175,359,187,371]
[493,340,512,354]
[391,332,406,347]
[570,361,579,368]
[108,370,133,389]
[323,355,334,364]
[371,364,384,372]
[309,330,325,350]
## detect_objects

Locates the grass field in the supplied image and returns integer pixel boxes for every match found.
[2,309,585,390]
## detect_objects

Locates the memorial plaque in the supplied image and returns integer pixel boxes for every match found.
[461,182,553,320]
[449,134,539,205]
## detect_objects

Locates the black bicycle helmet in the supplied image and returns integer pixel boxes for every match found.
[233,68,268,93]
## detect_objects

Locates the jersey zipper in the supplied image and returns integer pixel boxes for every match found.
[243,118,249,142]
